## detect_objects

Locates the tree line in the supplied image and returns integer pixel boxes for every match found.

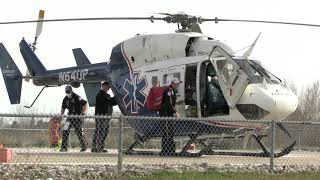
[284,80,320,121]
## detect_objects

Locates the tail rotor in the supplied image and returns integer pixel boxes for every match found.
[32,10,45,52]
[25,10,45,82]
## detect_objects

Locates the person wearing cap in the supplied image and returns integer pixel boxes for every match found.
[60,85,88,152]
[159,77,182,156]
[91,82,117,153]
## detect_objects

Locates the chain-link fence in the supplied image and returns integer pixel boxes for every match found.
[1,113,320,175]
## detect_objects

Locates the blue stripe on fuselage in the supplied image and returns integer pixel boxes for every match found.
[109,43,150,116]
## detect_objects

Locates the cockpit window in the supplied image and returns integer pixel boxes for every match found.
[233,59,281,84]
[250,60,281,84]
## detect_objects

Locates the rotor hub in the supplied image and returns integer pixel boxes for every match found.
[161,14,204,31]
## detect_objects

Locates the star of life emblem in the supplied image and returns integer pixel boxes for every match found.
[123,72,148,114]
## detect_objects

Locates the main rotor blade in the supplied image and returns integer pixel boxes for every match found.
[3,15,320,28]
[0,17,163,25]
[156,13,173,16]
[205,18,320,28]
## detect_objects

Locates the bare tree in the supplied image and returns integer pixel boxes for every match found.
[9,101,49,128]
[283,79,302,121]
[283,79,298,95]
[300,81,320,121]
[285,80,320,121]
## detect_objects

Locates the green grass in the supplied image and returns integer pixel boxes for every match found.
[130,171,320,180]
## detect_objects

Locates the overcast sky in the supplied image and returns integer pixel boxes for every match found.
[0,0,319,113]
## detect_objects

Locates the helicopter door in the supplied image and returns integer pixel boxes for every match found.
[196,62,207,117]
[209,46,249,108]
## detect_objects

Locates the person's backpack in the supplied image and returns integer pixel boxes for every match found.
[146,86,165,111]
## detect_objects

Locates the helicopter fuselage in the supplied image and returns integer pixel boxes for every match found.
[21,31,298,122]
[0,31,298,129]
[109,32,298,122]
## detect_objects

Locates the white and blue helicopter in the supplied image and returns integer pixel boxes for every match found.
[0,11,312,157]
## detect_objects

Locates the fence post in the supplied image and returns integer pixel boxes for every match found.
[117,116,124,176]
[298,130,301,151]
[270,122,275,174]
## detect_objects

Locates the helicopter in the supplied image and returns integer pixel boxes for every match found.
[1,11,315,157]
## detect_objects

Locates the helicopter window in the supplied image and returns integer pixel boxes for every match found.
[131,56,135,62]
[216,59,236,84]
[233,59,262,84]
[236,104,270,120]
[185,38,194,57]
[151,76,158,86]
[250,60,281,84]
[163,74,168,85]
[238,60,265,84]
[162,73,181,85]
[233,59,281,84]
[173,73,180,80]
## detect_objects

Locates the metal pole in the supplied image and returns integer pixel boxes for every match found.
[117,116,124,176]
[270,122,275,174]
[298,130,301,151]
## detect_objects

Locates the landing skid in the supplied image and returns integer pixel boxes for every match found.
[199,134,296,157]
[125,150,202,157]
[125,134,202,157]
[125,125,296,158]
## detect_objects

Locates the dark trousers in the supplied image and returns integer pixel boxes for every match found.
[61,118,87,150]
[160,112,176,155]
[92,118,110,151]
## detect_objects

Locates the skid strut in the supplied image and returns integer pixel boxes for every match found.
[125,124,296,157]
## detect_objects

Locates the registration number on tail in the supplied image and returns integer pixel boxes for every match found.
[58,69,88,83]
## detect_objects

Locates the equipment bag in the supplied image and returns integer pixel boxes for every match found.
[49,117,61,147]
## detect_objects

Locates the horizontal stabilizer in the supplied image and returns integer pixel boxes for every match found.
[83,82,100,107]
[0,43,22,104]
[72,48,91,65]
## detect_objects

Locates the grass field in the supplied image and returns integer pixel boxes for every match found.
[130,171,320,180]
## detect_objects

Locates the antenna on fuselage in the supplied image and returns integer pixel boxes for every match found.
[243,32,261,58]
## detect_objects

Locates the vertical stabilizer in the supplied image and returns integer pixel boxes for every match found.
[83,82,101,107]
[0,43,22,104]
[72,48,91,65]
[72,48,98,106]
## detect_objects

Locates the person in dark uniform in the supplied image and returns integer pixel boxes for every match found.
[159,77,182,156]
[91,82,117,153]
[60,85,88,152]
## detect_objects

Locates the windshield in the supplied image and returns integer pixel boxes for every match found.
[233,59,281,84]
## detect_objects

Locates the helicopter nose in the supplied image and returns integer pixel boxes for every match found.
[271,88,298,120]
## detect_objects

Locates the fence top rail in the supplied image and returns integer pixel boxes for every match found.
[0,113,318,125]
[0,127,132,131]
